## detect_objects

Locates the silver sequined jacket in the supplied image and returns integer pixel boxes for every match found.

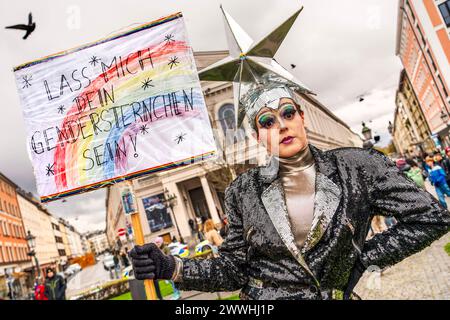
[177,145,450,299]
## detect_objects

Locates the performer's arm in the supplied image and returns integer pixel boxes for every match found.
[360,149,450,270]
[174,181,249,292]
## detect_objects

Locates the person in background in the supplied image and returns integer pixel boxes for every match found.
[120,248,130,268]
[395,158,411,173]
[34,277,47,300]
[433,151,444,168]
[188,219,198,243]
[405,159,425,189]
[44,268,66,300]
[113,251,121,279]
[442,147,450,185]
[219,216,229,238]
[426,156,450,209]
[203,219,224,247]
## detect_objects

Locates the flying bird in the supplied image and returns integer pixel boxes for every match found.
[5,13,36,40]
[290,64,296,69]
[357,91,370,102]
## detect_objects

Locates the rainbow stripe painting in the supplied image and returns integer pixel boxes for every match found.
[13,12,217,203]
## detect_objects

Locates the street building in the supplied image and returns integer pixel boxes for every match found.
[67,225,85,258]
[105,51,363,247]
[58,219,73,260]
[106,187,130,252]
[396,0,450,147]
[393,69,435,157]
[0,173,30,299]
[86,230,109,255]
[49,215,68,272]
[16,189,59,280]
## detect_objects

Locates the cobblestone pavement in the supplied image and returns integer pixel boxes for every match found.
[354,232,449,299]
[355,181,450,300]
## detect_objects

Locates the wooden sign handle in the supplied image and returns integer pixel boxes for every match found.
[126,181,157,300]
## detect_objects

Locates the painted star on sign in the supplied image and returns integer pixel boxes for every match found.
[198,6,313,127]
[22,75,32,89]
[168,56,180,69]
[164,34,175,44]
[141,78,154,90]
[139,124,149,135]
[174,132,186,144]
[46,163,55,176]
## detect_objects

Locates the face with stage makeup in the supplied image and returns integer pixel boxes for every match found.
[252,97,308,158]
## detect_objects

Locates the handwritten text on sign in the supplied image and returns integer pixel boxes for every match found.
[14,13,217,202]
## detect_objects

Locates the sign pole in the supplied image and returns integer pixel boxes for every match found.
[122,180,157,300]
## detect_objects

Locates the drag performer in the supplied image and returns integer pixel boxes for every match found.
[129,7,450,299]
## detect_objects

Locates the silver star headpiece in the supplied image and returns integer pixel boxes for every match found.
[199,6,313,129]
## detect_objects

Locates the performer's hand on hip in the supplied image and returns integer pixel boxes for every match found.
[129,243,176,280]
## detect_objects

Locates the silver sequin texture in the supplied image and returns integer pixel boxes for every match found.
[176,145,450,299]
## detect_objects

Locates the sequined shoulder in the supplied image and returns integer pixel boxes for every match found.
[326,146,395,168]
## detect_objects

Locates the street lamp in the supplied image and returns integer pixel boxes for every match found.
[26,230,40,279]
[163,188,184,243]
[362,122,372,141]
[388,121,393,135]
[361,122,380,149]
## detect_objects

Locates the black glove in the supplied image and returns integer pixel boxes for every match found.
[129,243,176,280]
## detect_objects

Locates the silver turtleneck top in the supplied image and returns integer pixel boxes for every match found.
[277,145,316,249]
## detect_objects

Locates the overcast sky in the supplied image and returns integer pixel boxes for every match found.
[0,0,403,233]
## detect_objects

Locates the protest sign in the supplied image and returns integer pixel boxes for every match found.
[13,12,217,203]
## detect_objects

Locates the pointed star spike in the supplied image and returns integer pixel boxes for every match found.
[198,56,241,82]
[247,56,314,94]
[247,7,303,58]
[220,5,253,56]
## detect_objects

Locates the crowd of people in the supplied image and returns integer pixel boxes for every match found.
[396,147,450,209]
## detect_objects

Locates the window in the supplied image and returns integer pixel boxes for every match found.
[438,75,449,97]
[427,50,437,71]
[6,247,11,262]
[0,246,4,263]
[406,0,416,22]
[416,25,426,46]
[218,104,245,143]
[439,1,450,28]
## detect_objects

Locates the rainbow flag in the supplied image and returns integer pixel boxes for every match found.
[13,12,217,203]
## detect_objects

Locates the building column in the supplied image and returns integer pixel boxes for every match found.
[200,175,221,224]
[164,182,191,241]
